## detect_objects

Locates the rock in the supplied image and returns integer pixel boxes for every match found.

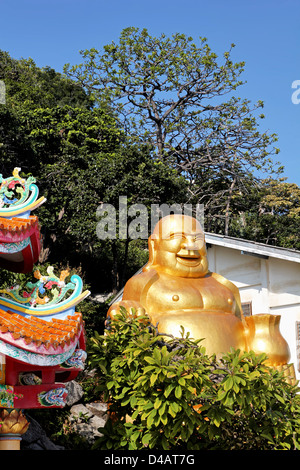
[69,403,93,420]
[90,293,112,303]
[86,402,108,417]
[68,402,108,444]
[65,380,84,406]
[72,422,93,442]
[90,414,107,433]
[72,416,105,444]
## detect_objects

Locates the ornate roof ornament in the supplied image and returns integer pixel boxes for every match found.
[0,167,46,218]
[0,168,46,273]
[0,266,90,316]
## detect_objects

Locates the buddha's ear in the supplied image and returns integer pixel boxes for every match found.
[143,237,156,271]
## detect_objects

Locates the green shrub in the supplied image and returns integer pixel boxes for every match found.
[87,308,300,450]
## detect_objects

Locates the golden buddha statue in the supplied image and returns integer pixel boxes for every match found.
[107,214,294,378]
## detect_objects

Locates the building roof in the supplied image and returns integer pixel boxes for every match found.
[205,232,300,264]
[0,309,83,354]
[0,216,39,243]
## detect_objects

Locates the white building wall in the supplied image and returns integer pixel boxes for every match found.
[206,244,300,381]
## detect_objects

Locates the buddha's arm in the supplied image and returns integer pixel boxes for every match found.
[107,270,156,321]
[210,272,243,320]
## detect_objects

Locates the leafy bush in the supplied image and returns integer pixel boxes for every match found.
[87,308,300,450]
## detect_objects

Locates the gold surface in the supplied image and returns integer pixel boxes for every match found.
[244,314,290,366]
[0,409,29,435]
[108,214,292,367]
[0,409,29,450]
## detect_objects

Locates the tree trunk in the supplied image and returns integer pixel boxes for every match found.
[224,177,236,236]
[111,241,119,294]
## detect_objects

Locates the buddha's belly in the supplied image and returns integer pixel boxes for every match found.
[151,309,246,357]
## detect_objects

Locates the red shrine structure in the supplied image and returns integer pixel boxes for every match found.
[0,168,90,449]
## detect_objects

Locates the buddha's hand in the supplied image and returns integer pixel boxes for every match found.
[106,300,149,327]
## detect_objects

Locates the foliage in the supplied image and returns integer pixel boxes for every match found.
[0,52,187,292]
[226,178,300,250]
[0,50,92,110]
[65,28,246,158]
[65,27,285,238]
[87,309,300,450]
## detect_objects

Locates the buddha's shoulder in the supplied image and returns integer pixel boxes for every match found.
[123,268,159,297]
[209,271,241,298]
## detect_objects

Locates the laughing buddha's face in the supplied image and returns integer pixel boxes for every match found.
[150,215,209,278]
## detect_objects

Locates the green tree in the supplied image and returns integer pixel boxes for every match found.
[65,27,247,159]
[65,27,283,233]
[0,50,92,110]
[0,51,187,293]
[228,178,300,250]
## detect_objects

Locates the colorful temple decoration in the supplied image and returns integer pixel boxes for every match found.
[0,266,90,317]
[0,167,46,215]
[0,264,90,410]
[0,168,46,273]
[0,168,90,449]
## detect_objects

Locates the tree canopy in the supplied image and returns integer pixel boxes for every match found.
[0,49,187,296]
[65,27,285,235]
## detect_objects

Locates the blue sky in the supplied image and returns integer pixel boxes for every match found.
[0,0,299,185]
